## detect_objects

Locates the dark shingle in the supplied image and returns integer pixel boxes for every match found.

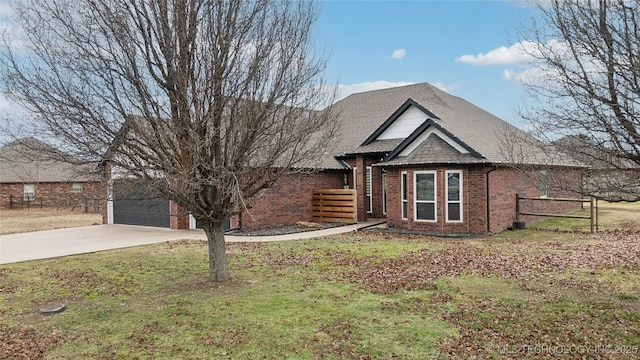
[329,82,579,166]
[382,134,488,166]
[0,138,98,183]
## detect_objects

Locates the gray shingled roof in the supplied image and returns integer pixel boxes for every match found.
[0,138,99,183]
[349,139,403,155]
[382,133,489,166]
[327,82,578,167]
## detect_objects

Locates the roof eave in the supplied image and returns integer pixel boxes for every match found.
[373,160,493,167]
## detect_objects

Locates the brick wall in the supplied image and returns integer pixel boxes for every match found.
[491,167,583,231]
[385,166,488,234]
[170,202,190,230]
[101,161,349,231]
[236,170,346,230]
[0,181,104,211]
[385,165,583,235]
[343,156,387,220]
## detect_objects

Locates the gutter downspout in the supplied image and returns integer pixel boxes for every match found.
[486,166,498,233]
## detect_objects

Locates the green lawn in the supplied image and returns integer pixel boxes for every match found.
[1,231,640,359]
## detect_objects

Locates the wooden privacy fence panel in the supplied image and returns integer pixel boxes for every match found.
[312,189,356,223]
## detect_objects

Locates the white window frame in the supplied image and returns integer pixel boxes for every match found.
[539,170,548,198]
[401,171,408,220]
[23,184,35,200]
[445,170,463,223]
[366,166,372,213]
[381,171,387,215]
[72,183,83,194]
[414,171,437,222]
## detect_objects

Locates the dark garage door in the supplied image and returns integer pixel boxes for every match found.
[113,180,170,228]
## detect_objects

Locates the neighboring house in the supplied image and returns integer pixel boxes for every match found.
[553,135,640,201]
[0,137,103,209]
[103,83,584,234]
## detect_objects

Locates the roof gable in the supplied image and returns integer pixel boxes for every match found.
[330,82,580,166]
[361,98,439,146]
[382,120,484,163]
[381,132,487,166]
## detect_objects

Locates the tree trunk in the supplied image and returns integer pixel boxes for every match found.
[203,220,231,282]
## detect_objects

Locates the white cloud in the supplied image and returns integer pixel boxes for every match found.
[0,3,28,53]
[502,68,531,84]
[390,48,406,60]
[0,97,10,111]
[0,1,13,18]
[432,82,459,92]
[456,40,570,67]
[502,69,516,80]
[504,0,540,7]
[0,94,27,121]
[455,41,541,66]
[457,39,578,89]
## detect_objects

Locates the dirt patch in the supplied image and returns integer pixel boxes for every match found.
[318,231,640,359]
[0,209,102,235]
[326,231,640,294]
[440,297,640,359]
[0,324,65,360]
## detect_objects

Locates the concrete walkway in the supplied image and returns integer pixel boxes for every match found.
[0,220,385,264]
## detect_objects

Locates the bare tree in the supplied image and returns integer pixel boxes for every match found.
[1,0,338,281]
[515,0,640,200]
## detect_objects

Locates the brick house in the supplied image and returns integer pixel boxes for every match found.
[553,135,639,202]
[104,83,584,234]
[0,138,103,210]
[233,83,583,234]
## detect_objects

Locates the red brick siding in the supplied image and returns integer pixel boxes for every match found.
[386,166,583,235]
[385,169,402,226]
[1,181,104,210]
[235,170,346,231]
[355,157,366,221]
[370,166,385,218]
[170,202,190,230]
[489,167,583,231]
[385,166,487,234]
[342,156,387,220]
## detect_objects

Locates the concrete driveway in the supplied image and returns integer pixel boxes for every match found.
[0,221,383,264]
[0,225,208,264]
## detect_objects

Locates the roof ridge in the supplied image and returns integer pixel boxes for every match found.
[337,82,443,101]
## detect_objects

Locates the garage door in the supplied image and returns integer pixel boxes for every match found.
[113,180,170,228]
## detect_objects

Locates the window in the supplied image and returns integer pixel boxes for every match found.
[23,184,35,200]
[401,172,408,219]
[72,183,83,193]
[414,171,436,221]
[446,171,463,222]
[382,171,387,215]
[539,170,548,198]
[366,167,372,213]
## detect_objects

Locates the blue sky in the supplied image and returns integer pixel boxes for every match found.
[314,0,541,126]
[0,0,545,142]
